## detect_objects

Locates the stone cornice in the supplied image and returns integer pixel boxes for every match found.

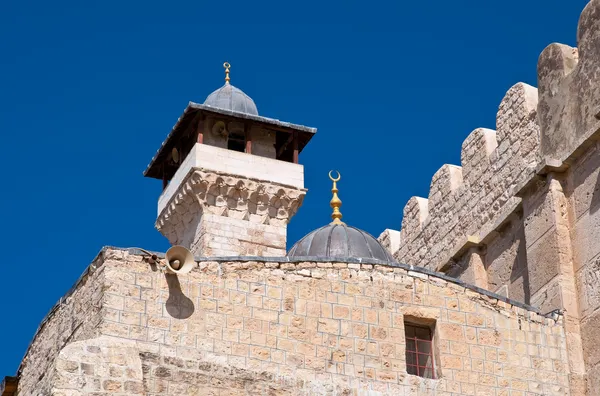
[156,168,307,232]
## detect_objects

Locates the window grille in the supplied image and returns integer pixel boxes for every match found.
[405,323,435,379]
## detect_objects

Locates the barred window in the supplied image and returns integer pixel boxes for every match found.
[405,323,436,379]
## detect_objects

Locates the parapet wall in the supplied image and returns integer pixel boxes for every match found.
[393,81,540,273]
[390,0,600,277]
[16,248,570,396]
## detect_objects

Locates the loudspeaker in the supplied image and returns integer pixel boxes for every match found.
[164,245,195,274]
[212,120,228,137]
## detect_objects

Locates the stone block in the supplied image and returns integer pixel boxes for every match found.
[572,211,600,274]
[581,308,600,368]
[524,231,563,297]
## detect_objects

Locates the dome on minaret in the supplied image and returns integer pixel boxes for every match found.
[203,62,258,115]
[204,84,258,115]
[287,171,395,263]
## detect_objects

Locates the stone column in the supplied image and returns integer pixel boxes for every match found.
[522,173,585,393]
[156,169,305,257]
[447,246,488,290]
[466,247,488,290]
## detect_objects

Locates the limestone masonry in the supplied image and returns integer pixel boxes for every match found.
[5,1,600,395]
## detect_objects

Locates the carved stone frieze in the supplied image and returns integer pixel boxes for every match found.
[156,168,306,250]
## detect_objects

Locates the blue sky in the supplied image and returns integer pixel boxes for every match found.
[0,0,588,376]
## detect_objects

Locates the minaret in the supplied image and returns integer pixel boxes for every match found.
[144,63,316,256]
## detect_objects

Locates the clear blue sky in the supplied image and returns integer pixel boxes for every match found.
[0,0,588,376]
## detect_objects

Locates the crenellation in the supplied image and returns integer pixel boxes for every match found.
[377,229,401,257]
[427,164,463,218]
[538,3,600,166]
[383,3,600,388]
[460,128,497,189]
[399,196,428,244]
[393,80,542,276]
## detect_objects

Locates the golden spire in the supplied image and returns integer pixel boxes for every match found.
[224,62,231,84]
[329,170,344,225]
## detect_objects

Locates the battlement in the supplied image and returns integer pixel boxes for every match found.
[388,1,600,273]
[379,2,600,391]
[393,81,540,272]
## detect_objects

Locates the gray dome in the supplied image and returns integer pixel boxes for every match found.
[287,223,394,263]
[203,84,258,115]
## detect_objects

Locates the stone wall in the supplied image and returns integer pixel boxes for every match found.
[18,248,572,395]
[51,337,144,395]
[568,141,600,392]
[379,1,600,393]
[16,252,106,396]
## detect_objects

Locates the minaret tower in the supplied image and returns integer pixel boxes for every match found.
[144,63,316,256]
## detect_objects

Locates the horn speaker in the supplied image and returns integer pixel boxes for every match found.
[164,245,195,274]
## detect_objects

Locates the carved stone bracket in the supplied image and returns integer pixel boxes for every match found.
[156,168,306,244]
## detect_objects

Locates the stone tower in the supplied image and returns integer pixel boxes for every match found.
[144,63,316,256]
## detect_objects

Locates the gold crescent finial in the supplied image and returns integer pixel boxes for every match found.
[329,170,341,182]
[224,62,231,84]
[329,170,344,225]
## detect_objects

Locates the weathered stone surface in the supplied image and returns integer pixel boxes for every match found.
[52,338,144,395]
[537,0,600,164]
[15,249,572,395]
[377,229,401,256]
[380,2,600,391]
[394,81,540,272]
[156,169,305,257]
[16,254,106,395]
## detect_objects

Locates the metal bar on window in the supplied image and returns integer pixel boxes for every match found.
[404,325,435,379]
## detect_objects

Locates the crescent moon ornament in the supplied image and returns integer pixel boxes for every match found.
[329,170,341,182]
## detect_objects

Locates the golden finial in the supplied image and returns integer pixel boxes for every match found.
[329,170,344,225]
[224,62,231,84]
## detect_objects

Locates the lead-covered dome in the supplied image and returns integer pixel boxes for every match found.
[287,223,394,263]
[204,84,258,115]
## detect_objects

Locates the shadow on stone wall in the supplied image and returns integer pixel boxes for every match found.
[510,229,531,305]
[165,274,195,319]
[589,170,600,214]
